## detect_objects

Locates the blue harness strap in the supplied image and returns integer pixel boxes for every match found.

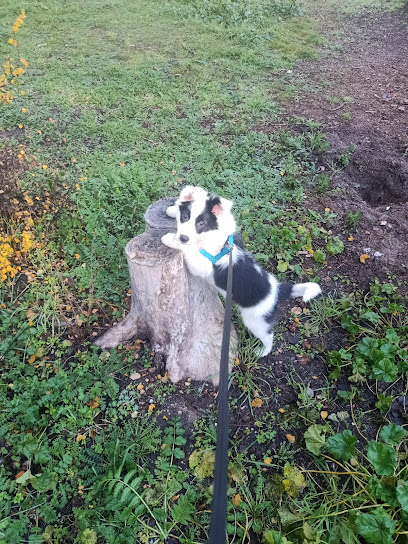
[199,234,235,265]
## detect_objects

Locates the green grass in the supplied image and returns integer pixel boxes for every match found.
[1,1,408,543]
[1,0,324,304]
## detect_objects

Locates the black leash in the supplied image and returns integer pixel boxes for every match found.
[207,245,234,544]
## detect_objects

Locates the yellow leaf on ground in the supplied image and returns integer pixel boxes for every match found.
[321,411,328,419]
[87,398,100,409]
[26,309,35,320]
[233,493,241,506]
[251,398,263,408]
[360,254,370,264]
[285,433,296,443]
[263,457,272,465]
[148,403,155,412]
[28,355,35,364]
[76,434,86,442]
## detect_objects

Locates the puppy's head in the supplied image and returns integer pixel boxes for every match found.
[174,186,236,247]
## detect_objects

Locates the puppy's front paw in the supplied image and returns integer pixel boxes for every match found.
[161,232,179,249]
[166,205,178,218]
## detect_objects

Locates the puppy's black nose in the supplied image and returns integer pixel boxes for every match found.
[179,234,189,243]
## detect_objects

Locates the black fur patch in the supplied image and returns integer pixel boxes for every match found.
[232,233,245,249]
[179,201,192,223]
[195,196,219,234]
[277,282,294,303]
[264,282,294,327]
[213,245,271,308]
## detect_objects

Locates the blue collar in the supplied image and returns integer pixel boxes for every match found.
[199,234,235,265]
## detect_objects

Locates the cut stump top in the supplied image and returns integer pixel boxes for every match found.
[144,197,177,232]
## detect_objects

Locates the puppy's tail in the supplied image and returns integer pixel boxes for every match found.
[290,282,321,303]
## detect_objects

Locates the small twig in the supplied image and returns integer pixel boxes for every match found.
[328,102,346,112]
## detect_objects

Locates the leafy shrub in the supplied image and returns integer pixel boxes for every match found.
[59,167,162,304]
[302,423,408,544]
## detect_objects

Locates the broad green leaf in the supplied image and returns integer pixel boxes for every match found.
[173,447,185,459]
[313,249,326,264]
[189,449,215,479]
[341,314,359,335]
[326,237,344,255]
[336,519,359,544]
[282,464,306,498]
[326,430,356,461]
[357,337,379,356]
[304,425,326,456]
[397,481,408,512]
[375,394,393,414]
[354,506,396,544]
[277,261,289,272]
[263,529,293,544]
[367,475,398,506]
[265,473,285,501]
[367,441,397,476]
[369,358,398,383]
[360,311,380,324]
[379,424,408,446]
[278,507,300,527]
[15,469,36,486]
[385,328,400,344]
[350,357,367,383]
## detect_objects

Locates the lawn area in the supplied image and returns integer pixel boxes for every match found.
[1,0,407,543]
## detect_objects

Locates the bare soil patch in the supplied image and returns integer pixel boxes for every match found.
[284,7,408,284]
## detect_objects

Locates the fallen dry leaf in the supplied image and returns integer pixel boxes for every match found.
[360,254,370,264]
[26,309,35,320]
[251,398,263,408]
[321,411,328,419]
[285,433,296,443]
[233,493,241,506]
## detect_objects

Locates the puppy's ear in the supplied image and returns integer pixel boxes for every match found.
[178,186,207,203]
[211,197,233,217]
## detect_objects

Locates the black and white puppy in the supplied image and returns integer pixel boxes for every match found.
[161,186,321,357]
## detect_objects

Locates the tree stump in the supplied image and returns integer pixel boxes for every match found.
[93,198,237,385]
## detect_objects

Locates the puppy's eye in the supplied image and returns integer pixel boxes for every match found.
[197,220,205,228]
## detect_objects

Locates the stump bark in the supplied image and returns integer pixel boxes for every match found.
[94,198,237,385]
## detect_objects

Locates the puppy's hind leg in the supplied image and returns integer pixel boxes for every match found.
[241,309,274,358]
[259,330,274,358]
